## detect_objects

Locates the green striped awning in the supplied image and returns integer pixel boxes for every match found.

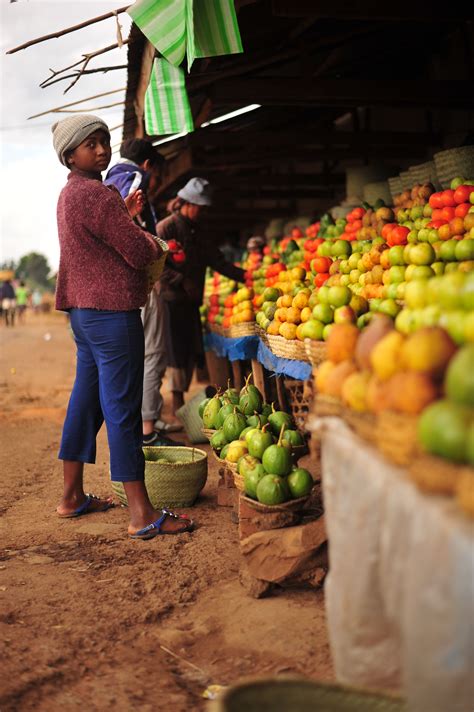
[128,0,243,70]
[144,58,194,135]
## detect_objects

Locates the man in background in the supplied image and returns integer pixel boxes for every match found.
[105,139,183,446]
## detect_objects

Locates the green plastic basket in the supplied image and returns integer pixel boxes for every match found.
[175,389,209,444]
[111,446,207,508]
[210,678,406,712]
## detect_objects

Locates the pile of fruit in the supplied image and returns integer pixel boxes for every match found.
[199,377,314,505]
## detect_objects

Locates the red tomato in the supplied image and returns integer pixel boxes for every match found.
[427,220,448,229]
[440,206,456,222]
[453,185,474,205]
[441,189,456,207]
[455,203,471,218]
[346,212,355,223]
[314,272,329,287]
[291,227,303,238]
[429,192,444,209]
[263,246,271,255]
[387,225,409,246]
[310,256,332,273]
[352,207,366,219]
[381,222,396,241]
[431,208,444,221]
[351,219,362,231]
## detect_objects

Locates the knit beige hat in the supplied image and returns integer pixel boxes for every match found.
[51,114,110,166]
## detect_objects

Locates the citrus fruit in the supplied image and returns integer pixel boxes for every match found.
[256,474,290,505]
[287,468,313,498]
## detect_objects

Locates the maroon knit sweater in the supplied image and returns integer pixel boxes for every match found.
[55,171,160,311]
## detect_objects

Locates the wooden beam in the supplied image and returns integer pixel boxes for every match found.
[214,188,335,200]
[271,0,472,20]
[212,78,473,109]
[156,149,194,196]
[210,173,345,187]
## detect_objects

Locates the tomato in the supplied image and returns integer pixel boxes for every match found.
[429,192,444,209]
[314,272,330,287]
[431,208,444,221]
[351,207,366,219]
[210,294,219,306]
[454,185,474,205]
[449,217,466,236]
[263,245,271,255]
[381,222,397,241]
[310,256,332,273]
[427,220,448,229]
[291,227,303,238]
[440,206,456,222]
[351,219,362,231]
[455,203,471,218]
[346,212,355,223]
[387,225,409,246]
[441,189,456,207]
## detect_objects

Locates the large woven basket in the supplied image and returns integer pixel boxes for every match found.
[344,409,378,446]
[388,176,403,200]
[240,493,311,513]
[434,146,474,188]
[146,238,168,293]
[376,412,420,467]
[266,334,309,362]
[112,446,207,508]
[201,428,217,442]
[408,160,438,187]
[408,454,466,496]
[313,393,343,418]
[255,325,270,347]
[210,677,406,711]
[208,323,226,336]
[304,338,327,366]
[226,323,256,338]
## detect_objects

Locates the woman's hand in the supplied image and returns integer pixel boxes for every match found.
[125,189,145,218]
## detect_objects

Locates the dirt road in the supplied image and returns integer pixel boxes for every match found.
[0,312,332,711]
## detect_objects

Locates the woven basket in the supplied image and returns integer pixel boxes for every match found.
[388,176,403,200]
[175,389,209,444]
[284,378,313,430]
[303,339,327,366]
[233,470,245,492]
[226,323,256,338]
[112,446,207,508]
[344,410,378,446]
[376,412,420,467]
[399,170,413,191]
[408,454,465,496]
[255,325,270,346]
[456,469,474,518]
[434,146,474,188]
[408,160,438,187]
[146,239,168,292]
[211,677,406,712]
[313,393,343,418]
[201,428,217,442]
[240,492,311,513]
[208,324,226,336]
[266,334,310,362]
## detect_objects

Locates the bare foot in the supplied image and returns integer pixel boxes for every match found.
[57,493,114,518]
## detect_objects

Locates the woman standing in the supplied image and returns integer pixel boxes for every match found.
[157,178,245,414]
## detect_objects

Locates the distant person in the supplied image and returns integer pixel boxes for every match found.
[1,280,16,327]
[15,281,29,323]
[51,114,193,539]
[157,177,246,414]
[105,138,183,447]
[32,288,42,314]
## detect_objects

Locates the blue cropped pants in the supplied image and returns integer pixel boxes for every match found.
[59,309,145,482]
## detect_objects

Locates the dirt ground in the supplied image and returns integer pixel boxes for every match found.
[0,311,333,711]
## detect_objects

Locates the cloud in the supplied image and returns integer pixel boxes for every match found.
[0,1,132,269]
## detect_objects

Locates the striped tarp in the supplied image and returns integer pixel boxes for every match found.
[128,0,243,69]
[144,58,194,135]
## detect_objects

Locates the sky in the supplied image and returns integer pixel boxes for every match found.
[0,0,132,271]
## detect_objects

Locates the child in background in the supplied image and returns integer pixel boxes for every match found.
[52,114,193,539]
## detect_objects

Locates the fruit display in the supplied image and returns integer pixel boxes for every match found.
[199,376,315,505]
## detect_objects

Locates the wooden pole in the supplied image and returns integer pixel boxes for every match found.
[6,5,131,54]
[27,87,126,120]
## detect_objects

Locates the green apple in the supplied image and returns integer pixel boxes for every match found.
[385,284,399,300]
[357,259,367,273]
[428,229,440,244]
[388,265,406,283]
[450,176,465,190]
[357,312,373,329]
[455,239,474,261]
[439,240,458,262]
[349,294,369,315]
[438,272,465,309]
[322,323,334,341]
[445,263,459,273]
[395,308,414,334]
[396,281,407,300]
[317,286,330,304]
[350,269,361,284]
[377,299,401,318]
[333,305,356,324]
[408,243,435,266]
[331,240,352,258]
[431,262,445,276]
[418,228,430,242]
[439,311,467,346]
[423,204,433,218]
[407,230,419,243]
[411,266,435,280]
[348,252,361,270]
[339,259,349,274]
[405,279,428,309]
[302,319,325,340]
[340,274,351,286]
[421,305,441,327]
[312,303,334,324]
[405,264,417,281]
[411,206,424,220]
[369,298,382,312]
[361,242,372,254]
[462,272,474,310]
[328,285,351,307]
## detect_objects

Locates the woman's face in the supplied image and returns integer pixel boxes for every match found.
[66,129,111,173]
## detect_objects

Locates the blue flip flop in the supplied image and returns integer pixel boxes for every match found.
[130,508,194,540]
[58,493,114,519]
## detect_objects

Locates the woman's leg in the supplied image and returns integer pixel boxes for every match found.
[57,310,109,515]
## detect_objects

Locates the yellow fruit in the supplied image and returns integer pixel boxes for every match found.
[400,327,457,379]
[370,331,405,381]
[281,294,293,308]
[267,320,281,335]
[293,292,309,309]
[286,307,302,324]
[324,360,358,398]
[296,323,306,341]
[274,307,288,322]
[276,296,285,308]
[291,267,306,281]
[240,309,254,323]
[279,322,298,340]
[279,271,289,282]
[301,306,312,323]
[315,360,336,394]
[387,371,438,414]
[341,370,371,412]
[327,324,360,364]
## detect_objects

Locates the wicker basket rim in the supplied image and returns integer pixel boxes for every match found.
[143,445,207,464]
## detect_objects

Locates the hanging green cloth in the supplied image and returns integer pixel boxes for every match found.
[128,0,243,70]
[144,57,194,135]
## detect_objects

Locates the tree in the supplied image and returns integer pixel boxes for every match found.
[16,252,51,288]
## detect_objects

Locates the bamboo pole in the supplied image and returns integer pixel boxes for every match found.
[27,87,126,120]
[6,5,131,54]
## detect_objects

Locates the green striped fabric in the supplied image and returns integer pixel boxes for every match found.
[128,0,187,67]
[144,58,194,135]
[128,0,243,69]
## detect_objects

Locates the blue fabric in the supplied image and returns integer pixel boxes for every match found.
[256,340,312,380]
[59,309,145,483]
[203,331,259,361]
[104,159,148,199]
